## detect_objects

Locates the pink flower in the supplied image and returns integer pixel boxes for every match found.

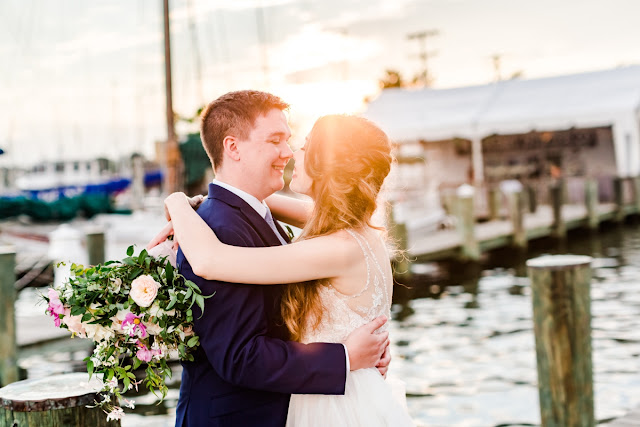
[62,308,86,337]
[121,313,147,338]
[46,288,65,327]
[129,275,161,307]
[135,341,160,363]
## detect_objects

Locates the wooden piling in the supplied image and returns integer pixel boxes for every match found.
[527,184,537,213]
[584,178,599,230]
[86,229,105,266]
[0,247,18,388]
[613,177,625,222]
[633,176,640,214]
[0,373,119,426]
[527,255,594,427]
[456,185,480,261]
[387,203,411,277]
[488,187,501,221]
[550,181,566,238]
[507,190,526,249]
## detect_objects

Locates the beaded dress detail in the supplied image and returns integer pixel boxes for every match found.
[286,229,414,427]
[302,229,391,345]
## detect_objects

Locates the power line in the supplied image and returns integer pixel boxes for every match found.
[407,29,439,87]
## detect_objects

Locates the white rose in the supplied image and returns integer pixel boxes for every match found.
[143,320,163,335]
[84,323,114,342]
[130,275,161,307]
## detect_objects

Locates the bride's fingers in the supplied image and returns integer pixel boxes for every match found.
[146,222,175,250]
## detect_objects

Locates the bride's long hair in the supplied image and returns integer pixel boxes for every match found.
[281,115,393,341]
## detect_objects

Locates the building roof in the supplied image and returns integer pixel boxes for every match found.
[364,65,640,143]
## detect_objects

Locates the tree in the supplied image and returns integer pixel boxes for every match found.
[379,70,405,89]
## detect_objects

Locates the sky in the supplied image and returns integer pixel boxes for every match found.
[1,0,640,167]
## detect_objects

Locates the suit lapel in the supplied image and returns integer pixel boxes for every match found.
[208,184,287,247]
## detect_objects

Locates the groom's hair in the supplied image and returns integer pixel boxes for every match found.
[200,90,289,170]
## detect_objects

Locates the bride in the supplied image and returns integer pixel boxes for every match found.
[156,114,413,426]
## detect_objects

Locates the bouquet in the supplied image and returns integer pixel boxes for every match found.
[42,244,212,421]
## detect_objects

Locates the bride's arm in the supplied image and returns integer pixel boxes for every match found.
[264,193,313,228]
[166,193,356,284]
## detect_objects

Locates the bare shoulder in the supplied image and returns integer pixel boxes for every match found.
[309,229,364,265]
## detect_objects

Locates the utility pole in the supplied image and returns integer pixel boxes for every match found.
[407,29,439,87]
[492,53,502,82]
[255,1,270,88]
[163,0,183,194]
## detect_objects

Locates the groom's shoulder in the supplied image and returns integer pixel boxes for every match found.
[197,198,259,246]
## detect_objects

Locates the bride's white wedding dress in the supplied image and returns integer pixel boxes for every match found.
[286,229,414,427]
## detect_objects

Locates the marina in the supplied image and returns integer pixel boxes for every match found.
[5,220,640,426]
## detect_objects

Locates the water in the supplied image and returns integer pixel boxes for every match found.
[15,223,640,426]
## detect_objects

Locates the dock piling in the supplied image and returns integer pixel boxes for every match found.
[0,373,119,426]
[387,203,411,277]
[86,228,105,266]
[506,189,526,249]
[0,246,18,388]
[613,177,625,222]
[527,255,594,427]
[584,178,599,230]
[633,176,640,214]
[456,185,480,261]
[550,181,566,238]
[488,186,501,221]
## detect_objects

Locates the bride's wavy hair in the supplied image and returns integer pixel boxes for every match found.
[281,115,393,341]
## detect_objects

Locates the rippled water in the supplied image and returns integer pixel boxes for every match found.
[14,223,640,426]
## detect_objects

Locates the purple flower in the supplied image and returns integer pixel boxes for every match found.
[121,313,147,338]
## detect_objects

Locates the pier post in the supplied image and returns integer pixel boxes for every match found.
[613,177,625,222]
[584,178,599,230]
[632,176,640,214]
[527,184,538,213]
[131,154,145,211]
[550,181,566,239]
[0,246,18,388]
[456,185,480,261]
[488,186,501,221]
[387,203,411,277]
[86,228,105,266]
[527,255,594,427]
[506,189,527,249]
[0,373,119,426]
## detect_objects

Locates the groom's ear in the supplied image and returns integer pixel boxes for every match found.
[222,135,241,161]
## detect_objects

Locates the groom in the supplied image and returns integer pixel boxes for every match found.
[174,90,390,426]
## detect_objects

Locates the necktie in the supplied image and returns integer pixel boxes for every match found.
[264,207,288,245]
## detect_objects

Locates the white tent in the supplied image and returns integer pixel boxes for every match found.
[364,66,640,178]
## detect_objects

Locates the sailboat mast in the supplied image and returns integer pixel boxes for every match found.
[163,0,183,194]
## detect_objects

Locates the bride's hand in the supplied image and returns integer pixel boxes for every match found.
[164,192,203,221]
[146,221,176,250]
[344,316,389,371]
[376,345,391,378]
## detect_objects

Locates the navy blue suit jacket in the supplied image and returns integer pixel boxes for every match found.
[175,184,347,427]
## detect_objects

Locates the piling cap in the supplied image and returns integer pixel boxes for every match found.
[526,254,592,270]
[0,373,104,411]
[0,244,16,255]
[456,184,475,198]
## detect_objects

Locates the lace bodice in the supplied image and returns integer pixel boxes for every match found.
[302,229,392,344]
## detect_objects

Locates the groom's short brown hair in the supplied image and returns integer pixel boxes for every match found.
[200,90,289,170]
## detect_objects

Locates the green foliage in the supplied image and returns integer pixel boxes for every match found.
[42,246,213,420]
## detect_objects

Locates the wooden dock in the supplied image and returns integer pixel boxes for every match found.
[392,176,640,264]
[607,406,640,426]
[406,203,618,262]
